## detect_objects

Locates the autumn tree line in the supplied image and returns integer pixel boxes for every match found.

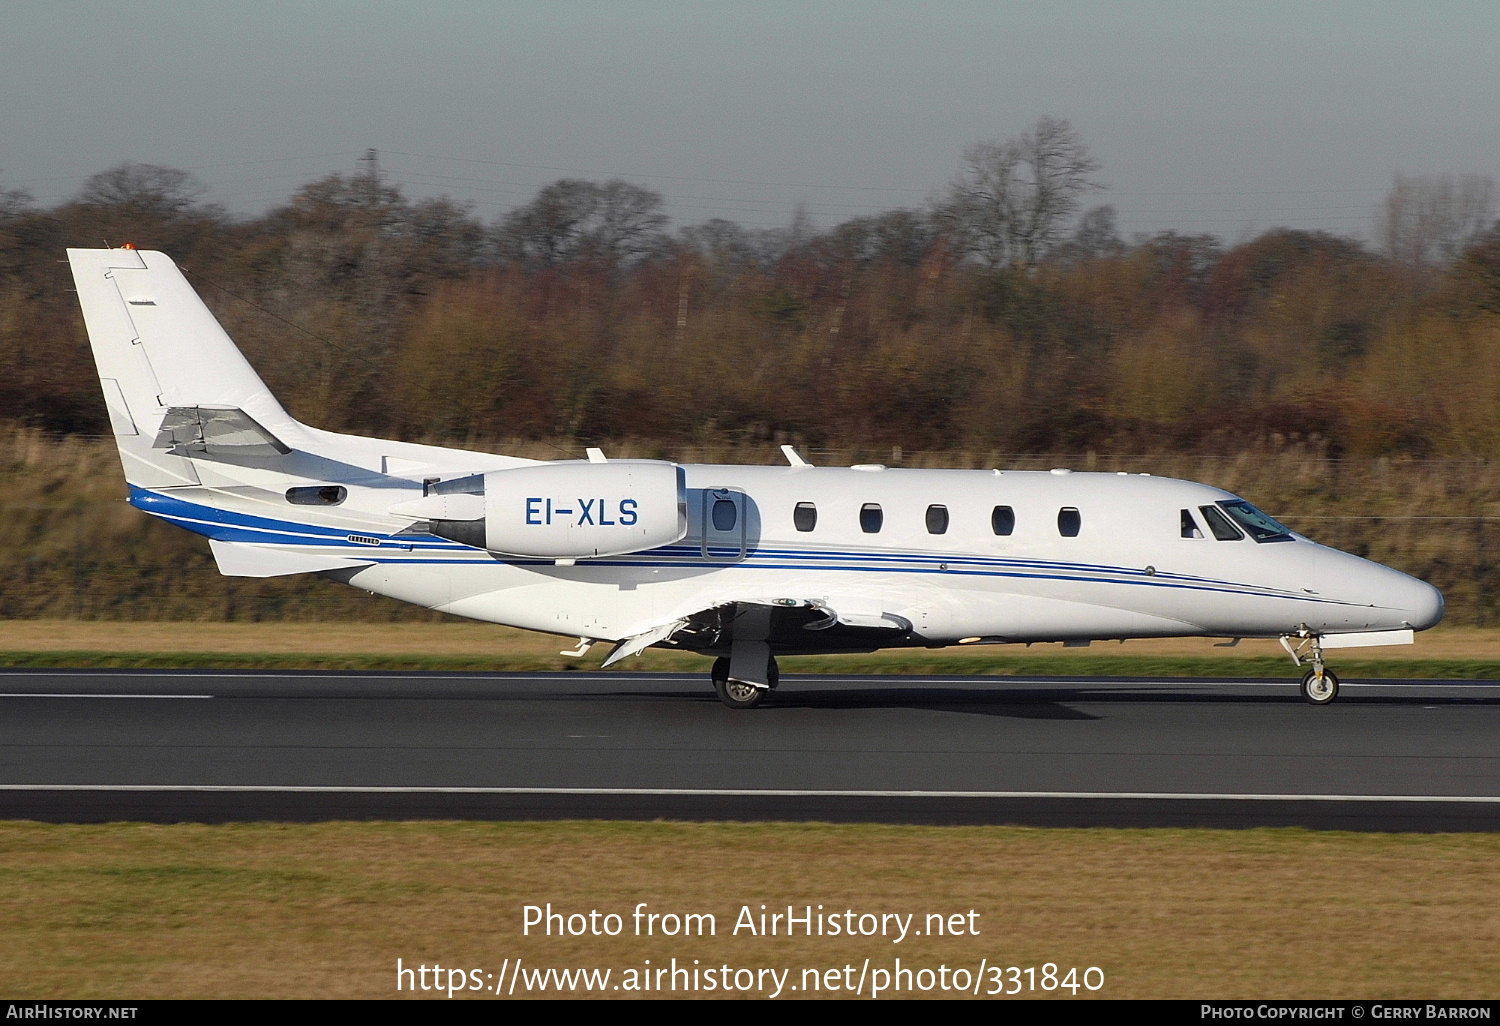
[1,119,1497,458]
[4,120,1500,624]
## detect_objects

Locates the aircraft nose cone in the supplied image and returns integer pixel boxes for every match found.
[1400,577,1445,631]
[1360,563,1444,630]
[1316,550,1444,632]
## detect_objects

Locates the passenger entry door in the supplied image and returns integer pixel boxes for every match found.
[700,488,747,561]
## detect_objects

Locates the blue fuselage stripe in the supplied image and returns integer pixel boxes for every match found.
[129,487,1342,606]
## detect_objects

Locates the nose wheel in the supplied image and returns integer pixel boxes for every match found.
[1300,667,1339,705]
[711,655,778,709]
[1282,629,1341,705]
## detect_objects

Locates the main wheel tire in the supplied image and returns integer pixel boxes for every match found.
[1300,667,1339,705]
[712,656,770,709]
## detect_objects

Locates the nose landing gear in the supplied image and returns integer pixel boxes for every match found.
[1281,629,1340,705]
[1300,666,1339,704]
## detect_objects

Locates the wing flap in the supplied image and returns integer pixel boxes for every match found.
[602,619,688,667]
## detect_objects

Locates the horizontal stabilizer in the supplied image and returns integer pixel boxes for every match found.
[208,539,375,578]
[155,406,290,461]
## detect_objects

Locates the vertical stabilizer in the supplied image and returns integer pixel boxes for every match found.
[67,248,297,488]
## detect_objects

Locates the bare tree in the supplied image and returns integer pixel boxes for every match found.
[76,163,211,219]
[1050,203,1125,265]
[944,116,1103,269]
[589,179,669,262]
[679,218,756,261]
[678,218,765,284]
[497,179,599,266]
[1377,174,1496,267]
[820,209,937,269]
[497,179,667,268]
[0,183,31,224]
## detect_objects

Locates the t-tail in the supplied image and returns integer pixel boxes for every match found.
[66,247,536,577]
[68,246,302,492]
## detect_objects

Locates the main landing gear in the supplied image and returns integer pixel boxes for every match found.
[711,655,779,709]
[1281,629,1340,705]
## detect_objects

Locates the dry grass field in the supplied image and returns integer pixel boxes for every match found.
[0,822,1496,1000]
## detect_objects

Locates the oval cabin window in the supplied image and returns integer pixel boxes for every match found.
[793,502,817,532]
[711,498,738,532]
[991,506,1015,536]
[1058,507,1082,537]
[925,504,949,534]
[860,503,883,533]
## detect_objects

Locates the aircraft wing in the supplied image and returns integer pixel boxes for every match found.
[599,596,915,666]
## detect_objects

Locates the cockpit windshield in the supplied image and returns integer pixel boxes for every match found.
[1217,500,1293,542]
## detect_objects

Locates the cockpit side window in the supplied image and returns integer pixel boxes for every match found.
[1218,500,1294,542]
[1199,505,1244,541]
[1180,509,1203,538]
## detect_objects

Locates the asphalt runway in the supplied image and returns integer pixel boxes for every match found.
[2,669,1498,830]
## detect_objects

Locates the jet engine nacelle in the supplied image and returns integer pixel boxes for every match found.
[426,461,687,559]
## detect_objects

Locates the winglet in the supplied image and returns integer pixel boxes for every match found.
[781,444,811,467]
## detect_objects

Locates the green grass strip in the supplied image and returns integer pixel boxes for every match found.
[2,649,1498,679]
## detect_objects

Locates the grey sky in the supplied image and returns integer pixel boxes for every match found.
[2,1,1496,242]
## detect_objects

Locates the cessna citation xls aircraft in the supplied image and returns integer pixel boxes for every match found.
[68,247,1444,708]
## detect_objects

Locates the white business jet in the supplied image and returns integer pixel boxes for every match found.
[68,247,1443,707]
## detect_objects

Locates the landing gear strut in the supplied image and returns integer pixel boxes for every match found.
[1281,629,1340,705]
[711,655,779,709]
